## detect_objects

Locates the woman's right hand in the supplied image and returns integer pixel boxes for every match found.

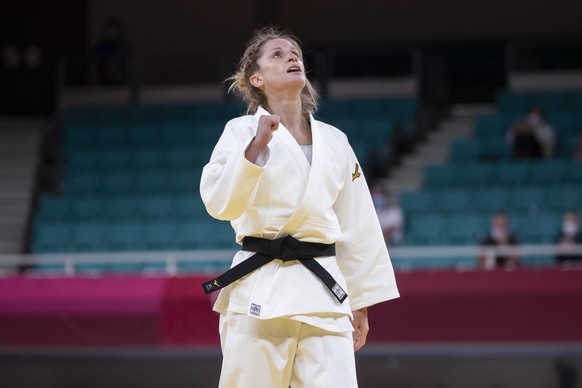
[245,114,280,163]
[255,114,280,147]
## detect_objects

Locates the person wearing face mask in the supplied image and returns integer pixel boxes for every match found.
[555,211,582,264]
[371,183,404,245]
[477,212,520,270]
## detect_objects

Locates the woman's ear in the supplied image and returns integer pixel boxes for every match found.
[250,73,263,88]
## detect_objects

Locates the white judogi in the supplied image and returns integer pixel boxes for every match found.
[200,106,399,387]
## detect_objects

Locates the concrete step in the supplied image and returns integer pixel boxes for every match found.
[0,191,32,201]
[0,232,25,243]
[0,182,34,192]
[451,103,497,117]
[0,209,32,221]
[0,167,37,176]
[0,242,23,254]
[387,105,489,200]
[0,155,38,165]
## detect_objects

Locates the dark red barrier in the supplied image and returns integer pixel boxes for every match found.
[0,269,581,346]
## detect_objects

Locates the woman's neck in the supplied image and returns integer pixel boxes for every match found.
[267,97,311,145]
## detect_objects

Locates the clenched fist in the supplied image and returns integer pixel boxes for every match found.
[245,114,280,164]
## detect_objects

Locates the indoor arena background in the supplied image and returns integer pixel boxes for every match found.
[1,1,582,387]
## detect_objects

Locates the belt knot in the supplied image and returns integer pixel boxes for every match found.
[269,235,300,261]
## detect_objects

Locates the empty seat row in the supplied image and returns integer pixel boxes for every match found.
[474,113,582,138]
[317,97,417,120]
[449,139,511,162]
[405,213,562,246]
[33,219,238,253]
[497,90,582,114]
[37,194,207,221]
[63,102,244,127]
[328,117,395,142]
[401,186,582,214]
[62,171,201,195]
[63,122,225,149]
[65,147,211,172]
[424,161,582,187]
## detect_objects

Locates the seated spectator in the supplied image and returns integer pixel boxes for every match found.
[507,106,556,160]
[371,184,404,245]
[526,106,556,159]
[507,120,543,160]
[477,212,520,270]
[555,211,582,265]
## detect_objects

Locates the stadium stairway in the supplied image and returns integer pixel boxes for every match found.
[0,118,44,253]
[389,104,494,200]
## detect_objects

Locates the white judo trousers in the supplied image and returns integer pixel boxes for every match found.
[218,312,358,388]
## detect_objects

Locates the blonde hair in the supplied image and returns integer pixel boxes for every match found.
[227,26,319,117]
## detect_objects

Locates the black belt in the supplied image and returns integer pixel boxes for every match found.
[201,235,348,303]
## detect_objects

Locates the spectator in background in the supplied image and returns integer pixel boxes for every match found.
[371,184,404,245]
[555,211,582,265]
[95,19,129,85]
[507,120,543,160]
[526,106,556,158]
[477,212,520,270]
[507,106,556,160]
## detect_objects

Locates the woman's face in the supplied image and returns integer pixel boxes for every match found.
[251,38,306,94]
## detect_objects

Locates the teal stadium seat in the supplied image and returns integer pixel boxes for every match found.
[506,188,544,214]
[102,172,135,194]
[490,162,530,186]
[134,172,169,193]
[68,197,105,220]
[64,127,95,148]
[433,189,471,213]
[93,125,127,147]
[139,221,179,250]
[37,196,72,222]
[105,221,143,251]
[167,171,199,192]
[406,214,444,245]
[478,138,510,161]
[457,164,493,186]
[173,195,207,219]
[102,196,140,220]
[528,161,567,185]
[66,173,103,195]
[126,124,162,146]
[474,115,510,139]
[514,214,561,243]
[564,162,582,184]
[133,148,166,169]
[33,223,73,253]
[400,192,434,214]
[543,187,581,212]
[449,140,480,162]
[138,196,176,219]
[98,148,133,170]
[424,165,456,188]
[469,188,508,213]
[442,214,487,245]
[67,151,99,172]
[68,223,109,252]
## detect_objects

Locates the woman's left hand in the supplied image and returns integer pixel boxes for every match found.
[351,307,369,352]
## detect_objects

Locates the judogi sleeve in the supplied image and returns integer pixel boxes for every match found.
[200,118,270,221]
[333,143,399,311]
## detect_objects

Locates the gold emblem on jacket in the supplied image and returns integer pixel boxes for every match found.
[351,163,361,181]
